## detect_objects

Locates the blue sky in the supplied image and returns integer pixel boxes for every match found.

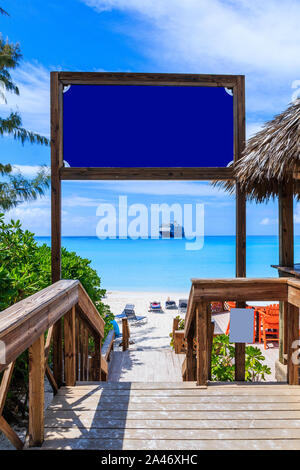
[1,0,300,236]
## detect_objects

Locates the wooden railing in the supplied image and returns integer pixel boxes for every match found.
[122,318,130,351]
[0,280,105,449]
[184,277,300,386]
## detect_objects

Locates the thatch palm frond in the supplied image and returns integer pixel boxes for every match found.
[214,99,300,202]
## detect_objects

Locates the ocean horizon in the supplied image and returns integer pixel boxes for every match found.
[35,235,300,293]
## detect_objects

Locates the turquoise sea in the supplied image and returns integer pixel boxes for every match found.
[35,236,300,292]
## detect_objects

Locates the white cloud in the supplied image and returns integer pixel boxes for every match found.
[12,165,50,178]
[0,62,50,136]
[82,0,300,119]
[90,180,230,197]
[62,195,106,207]
[260,217,277,226]
[294,204,300,224]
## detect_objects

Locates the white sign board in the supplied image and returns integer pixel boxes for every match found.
[229,308,254,343]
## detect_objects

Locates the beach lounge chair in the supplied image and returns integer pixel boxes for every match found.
[121,304,147,326]
[149,301,163,312]
[178,299,188,315]
[165,300,177,310]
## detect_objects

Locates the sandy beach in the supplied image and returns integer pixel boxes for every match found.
[105,290,278,382]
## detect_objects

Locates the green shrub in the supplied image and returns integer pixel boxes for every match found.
[170,317,271,382]
[0,214,114,422]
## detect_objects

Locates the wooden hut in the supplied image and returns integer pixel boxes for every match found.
[216,98,300,367]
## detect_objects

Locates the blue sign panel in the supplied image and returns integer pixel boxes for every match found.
[63,85,233,167]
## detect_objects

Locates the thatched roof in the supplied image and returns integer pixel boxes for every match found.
[216,99,300,202]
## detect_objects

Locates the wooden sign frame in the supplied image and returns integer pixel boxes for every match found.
[51,72,246,283]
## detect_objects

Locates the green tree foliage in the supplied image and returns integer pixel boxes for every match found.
[0,8,50,211]
[0,215,114,422]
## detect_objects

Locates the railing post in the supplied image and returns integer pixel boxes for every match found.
[53,320,63,387]
[64,306,76,386]
[287,303,299,385]
[208,321,215,381]
[185,326,196,381]
[196,301,208,386]
[235,301,246,381]
[93,334,101,381]
[122,318,129,351]
[29,334,45,447]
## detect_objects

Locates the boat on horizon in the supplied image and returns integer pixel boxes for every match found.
[159,222,184,238]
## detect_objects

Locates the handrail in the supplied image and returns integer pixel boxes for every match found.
[185,278,288,337]
[183,277,300,387]
[0,279,105,449]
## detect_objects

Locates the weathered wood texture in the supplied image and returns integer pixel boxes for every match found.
[0,280,78,371]
[64,306,76,386]
[60,167,234,181]
[58,71,241,87]
[287,303,299,386]
[185,278,288,337]
[41,382,300,450]
[122,319,130,351]
[29,335,45,447]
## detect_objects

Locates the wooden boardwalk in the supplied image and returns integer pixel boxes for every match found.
[42,382,300,450]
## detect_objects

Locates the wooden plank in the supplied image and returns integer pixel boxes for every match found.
[102,330,115,361]
[279,180,294,267]
[44,409,300,421]
[53,319,63,388]
[41,437,300,450]
[0,362,14,416]
[51,72,63,388]
[58,71,240,87]
[235,343,245,382]
[28,334,45,447]
[185,326,196,381]
[48,401,300,412]
[287,302,299,385]
[43,417,300,430]
[58,387,300,396]
[0,416,23,450]
[77,284,105,337]
[42,426,300,440]
[122,318,129,351]
[93,334,102,381]
[45,364,58,395]
[192,278,287,301]
[196,301,208,386]
[60,167,234,181]
[49,394,300,404]
[64,306,76,386]
[51,71,62,284]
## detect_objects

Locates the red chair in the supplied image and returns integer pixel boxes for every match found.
[258,304,279,349]
[225,302,263,343]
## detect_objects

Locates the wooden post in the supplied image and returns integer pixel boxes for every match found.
[93,334,101,381]
[29,335,45,447]
[287,303,299,385]
[196,301,208,386]
[279,180,294,364]
[122,318,129,351]
[64,306,76,386]
[185,326,196,381]
[51,72,63,387]
[235,75,246,382]
[208,321,215,381]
